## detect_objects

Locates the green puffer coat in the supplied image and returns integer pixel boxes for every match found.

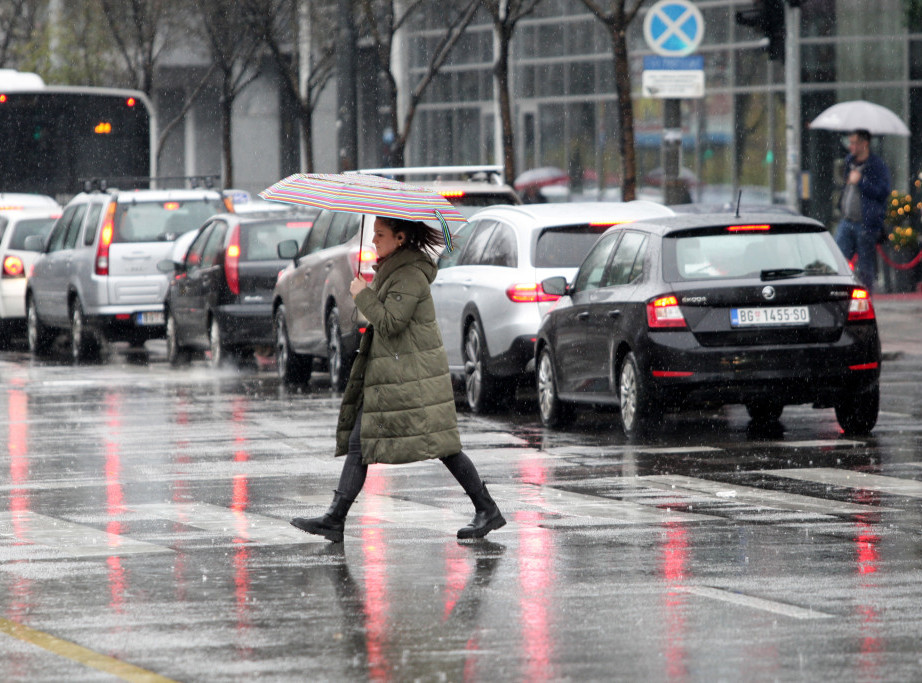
[334,247,462,464]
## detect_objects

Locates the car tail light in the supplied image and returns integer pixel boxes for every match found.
[647,295,687,329]
[225,225,241,295]
[95,202,117,275]
[505,282,561,303]
[349,246,378,282]
[3,255,24,278]
[439,190,465,198]
[727,224,770,232]
[847,288,875,321]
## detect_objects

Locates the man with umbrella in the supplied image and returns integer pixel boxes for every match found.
[835,128,891,292]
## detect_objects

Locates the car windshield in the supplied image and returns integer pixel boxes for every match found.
[10,217,57,250]
[240,219,313,260]
[114,198,226,243]
[667,228,843,281]
[534,224,609,268]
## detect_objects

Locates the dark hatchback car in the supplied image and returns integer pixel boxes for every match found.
[161,212,314,367]
[535,213,881,439]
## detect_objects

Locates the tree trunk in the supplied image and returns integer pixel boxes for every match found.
[221,92,234,188]
[611,25,636,201]
[495,31,516,184]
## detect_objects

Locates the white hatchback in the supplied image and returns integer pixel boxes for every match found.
[0,207,61,336]
[432,201,675,412]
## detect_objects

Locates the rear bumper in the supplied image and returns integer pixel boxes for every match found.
[85,307,166,342]
[0,279,26,319]
[215,304,274,347]
[640,324,881,409]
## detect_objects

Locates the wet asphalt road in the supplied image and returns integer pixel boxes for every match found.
[1,318,921,681]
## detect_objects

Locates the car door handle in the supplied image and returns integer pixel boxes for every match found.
[577,311,590,321]
[607,310,621,319]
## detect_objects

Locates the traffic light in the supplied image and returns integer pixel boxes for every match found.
[736,0,786,61]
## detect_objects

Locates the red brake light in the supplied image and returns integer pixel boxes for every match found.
[646,295,687,328]
[126,97,136,107]
[505,282,561,303]
[163,202,180,211]
[3,255,24,277]
[350,246,378,282]
[0,94,6,103]
[847,288,875,321]
[727,224,770,232]
[439,190,465,198]
[225,225,241,295]
[95,203,117,275]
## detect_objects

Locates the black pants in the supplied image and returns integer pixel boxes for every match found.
[336,407,483,502]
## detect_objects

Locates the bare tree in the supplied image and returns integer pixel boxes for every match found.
[196,1,265,188]
[481,0,542,183]
[580,0,646,201]
[0,0,44,67]
[243,0,337,172]
[360,0,479,167]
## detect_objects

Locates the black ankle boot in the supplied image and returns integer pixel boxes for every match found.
[291,490,354,543]
[458,483,506,539]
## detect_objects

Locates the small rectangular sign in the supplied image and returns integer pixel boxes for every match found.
[643,55,704,71]
[642,69,705,98]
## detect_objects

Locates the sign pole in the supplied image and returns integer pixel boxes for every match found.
[784,2,802,211]
[663,99,684,205]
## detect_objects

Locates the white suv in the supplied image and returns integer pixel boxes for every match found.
[26,188,228,361]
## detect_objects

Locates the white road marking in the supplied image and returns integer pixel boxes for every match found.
[679,585,835,620]
[761,468,922,499]
[0,511,171,559]
[640,474,897,514]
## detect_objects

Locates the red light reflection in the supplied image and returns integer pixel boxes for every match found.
[104,393,126,613]
[230,397,253,653]
[8,383,30,541]
[361,469,391,681]
[443,543,472,620]
[661,522,689,682]
[516,510,554,681]
[852,489,882,679]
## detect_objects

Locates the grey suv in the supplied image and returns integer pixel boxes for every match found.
[26,188,228,361]
[273,209,375,390]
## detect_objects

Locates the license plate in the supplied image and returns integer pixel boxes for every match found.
[136,311,164,326]
[730,306,810,327]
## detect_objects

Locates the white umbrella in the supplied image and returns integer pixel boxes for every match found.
[809,100,910,137]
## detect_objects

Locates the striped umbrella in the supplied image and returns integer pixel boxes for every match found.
[259,172,465,251]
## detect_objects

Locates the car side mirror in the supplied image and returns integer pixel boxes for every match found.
[277,239,299,265]
[23,235,45,252]
[541,275,569,297]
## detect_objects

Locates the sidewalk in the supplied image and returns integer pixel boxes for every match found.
[874,291,922,358]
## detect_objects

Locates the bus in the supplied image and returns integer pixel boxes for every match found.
[0,69,155,201]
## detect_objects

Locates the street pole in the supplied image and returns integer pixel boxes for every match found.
[784,2,801,211]
[337,0,358,171]
[663,98,684,205]
[297,0,311,172]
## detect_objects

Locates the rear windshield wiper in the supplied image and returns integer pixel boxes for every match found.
[760,268,805,281]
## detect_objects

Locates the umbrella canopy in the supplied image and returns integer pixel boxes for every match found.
[514,166,569,191]
[809,100,910,137]
[260,172,467,250]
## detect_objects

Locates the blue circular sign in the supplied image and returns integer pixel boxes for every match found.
[643,0,705,57]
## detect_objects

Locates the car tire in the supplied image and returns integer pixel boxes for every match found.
[209,316,231,368]
[463,318,510,413]
[326,307,350,392]
[70,299,99,364]
[835,382,879,436]
[618,351,660,440]
[27,295,52,357]
[746,400,784,422]
[536,347,575,428]
[165,310,191,367]
[275,305,312,384]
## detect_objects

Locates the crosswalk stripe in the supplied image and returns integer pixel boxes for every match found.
[131,503,327,545]
[0,512,171,559]
[639,474,897,515]
[678,586,835,620]
[760,468,922,499]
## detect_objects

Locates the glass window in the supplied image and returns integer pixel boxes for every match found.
[46,206,76,253]
[458,221,498,266]
[241,219,313,261]
[324,212,360,248]
[10,217,56,250]
[534,225,608,268]
[184,226,212,272]
[480,223,517,267]
[63,204,88,250]
[82,204,104,246]
[113,198,225,244]
[202,222,227,267]
[303,210,333,255]
[572,231,619,293]
[438,220,477,269]
[603,231,646,287]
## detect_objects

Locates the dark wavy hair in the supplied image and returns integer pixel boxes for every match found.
[377,216,443,253]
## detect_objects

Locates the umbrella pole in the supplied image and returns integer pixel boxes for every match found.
[357,221,364,277]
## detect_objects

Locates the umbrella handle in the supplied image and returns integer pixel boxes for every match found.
[435,210,453,252]
[357,221,364,277]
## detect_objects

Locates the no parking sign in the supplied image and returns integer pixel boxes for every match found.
[642,0,705,98]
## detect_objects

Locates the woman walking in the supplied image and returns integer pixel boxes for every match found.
[291,216,505,543]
